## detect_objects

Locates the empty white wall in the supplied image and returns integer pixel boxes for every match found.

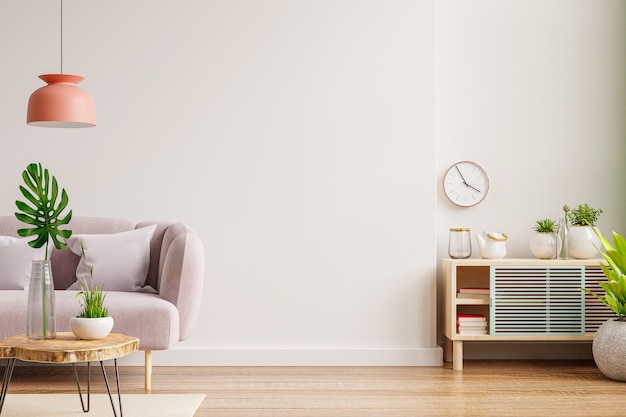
[0,1,440,365]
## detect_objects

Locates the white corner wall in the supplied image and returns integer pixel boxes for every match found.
[0,1,440,366]
[436,0,626,359]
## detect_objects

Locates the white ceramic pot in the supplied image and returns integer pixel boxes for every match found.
[475,232,508,259]
[569,226,601,259]
[529,233,557,259]
[70,316,114,340]
[593,319,626,381]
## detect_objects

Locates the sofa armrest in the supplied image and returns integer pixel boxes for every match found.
[157,223,205,341]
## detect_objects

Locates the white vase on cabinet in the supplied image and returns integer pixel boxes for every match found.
[569,226,601,259]
[530,233,557,259]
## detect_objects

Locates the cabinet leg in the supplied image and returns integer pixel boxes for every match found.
[444,338,453,363]
[453,340,463,371]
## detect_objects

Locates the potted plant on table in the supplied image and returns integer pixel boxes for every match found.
[70,241,114,340]
[15,162,73,339]
[530,218,557,259]
[582,229,626,381]
[567,203,603,259]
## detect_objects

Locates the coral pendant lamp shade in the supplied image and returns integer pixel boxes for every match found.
[27,74,96,128]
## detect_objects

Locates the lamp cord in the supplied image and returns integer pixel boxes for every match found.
[60,0,63,73]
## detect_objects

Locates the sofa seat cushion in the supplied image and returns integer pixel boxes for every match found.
[0,291,179,351]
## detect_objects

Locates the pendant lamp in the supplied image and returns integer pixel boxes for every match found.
[27,0,95,128]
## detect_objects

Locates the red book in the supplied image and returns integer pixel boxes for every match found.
[457,314,487,322]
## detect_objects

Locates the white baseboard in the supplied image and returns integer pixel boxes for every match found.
[118,346,444,367]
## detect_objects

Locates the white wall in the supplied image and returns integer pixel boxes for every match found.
[436,0,626,359]
[0,1,440,366]
[1,0,624,366]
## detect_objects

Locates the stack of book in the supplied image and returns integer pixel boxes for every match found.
[457,287,489,299]
[457,314,488,335]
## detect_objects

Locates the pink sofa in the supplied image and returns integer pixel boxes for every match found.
[0,216,205,390]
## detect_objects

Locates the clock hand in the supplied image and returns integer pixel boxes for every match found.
[455,165,479,191]
[455,166,468,185]
[466,184,481,193]
[453,164,482,193]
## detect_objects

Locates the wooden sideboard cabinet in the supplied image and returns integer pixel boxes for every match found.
[441,258,613,370]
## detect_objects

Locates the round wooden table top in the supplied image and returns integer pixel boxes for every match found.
[0,333,139,364]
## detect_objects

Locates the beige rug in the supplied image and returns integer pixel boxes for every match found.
[1,393,205,416]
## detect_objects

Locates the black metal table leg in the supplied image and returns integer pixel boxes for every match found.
[74,360,123,417]
[73,362,91,412]
[100,359,123,417]
[0,358,16,416]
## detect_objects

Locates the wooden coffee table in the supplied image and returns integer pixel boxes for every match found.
[0,333,139,417]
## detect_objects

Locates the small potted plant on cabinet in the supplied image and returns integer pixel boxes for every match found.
[582,229,626,381]
[70,241,113,340]
[567,203,603,259]
[530,218,557,259]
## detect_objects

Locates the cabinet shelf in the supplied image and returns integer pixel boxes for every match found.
[442,258,613,371]
[452,334,596,341]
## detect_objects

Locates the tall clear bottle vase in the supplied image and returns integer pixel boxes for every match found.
[558,217,570,260]
[27,260,56,339]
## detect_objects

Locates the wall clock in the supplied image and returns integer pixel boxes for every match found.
[443,161,489,207]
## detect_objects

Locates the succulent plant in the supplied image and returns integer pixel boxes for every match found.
[533,218,557,233]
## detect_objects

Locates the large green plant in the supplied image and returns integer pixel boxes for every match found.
[582,229,626,321]
[15,163,73,259]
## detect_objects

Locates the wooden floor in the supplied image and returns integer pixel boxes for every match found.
[2,360,625,416]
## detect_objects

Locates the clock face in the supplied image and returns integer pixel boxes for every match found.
[443,161,489,207]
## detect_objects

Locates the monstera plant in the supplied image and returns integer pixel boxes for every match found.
[15,162,73,259]
[14,162,72,339]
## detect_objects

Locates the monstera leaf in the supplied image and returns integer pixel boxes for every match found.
[15,163,72,259]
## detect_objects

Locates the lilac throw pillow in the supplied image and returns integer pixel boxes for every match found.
[0,236,46,290]
[67,225,157,293]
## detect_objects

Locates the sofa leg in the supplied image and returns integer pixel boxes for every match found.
[145,350,152,392]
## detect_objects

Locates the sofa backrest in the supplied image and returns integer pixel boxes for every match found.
[0,216,172,290]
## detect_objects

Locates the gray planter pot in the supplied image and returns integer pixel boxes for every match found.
[593,319,626,381]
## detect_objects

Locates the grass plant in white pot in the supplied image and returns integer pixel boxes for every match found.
[568,203,602,259]
[582,229,626,381]
[70,241,113,340]
[530,218,557,259]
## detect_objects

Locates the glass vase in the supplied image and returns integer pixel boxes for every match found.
[448,227,472,259]
[27,260,56,339]
[557,217,569,260]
